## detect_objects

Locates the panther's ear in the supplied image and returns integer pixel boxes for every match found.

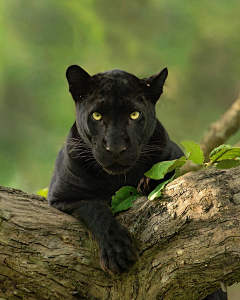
[66,65,90,101]
[143,68,168,103]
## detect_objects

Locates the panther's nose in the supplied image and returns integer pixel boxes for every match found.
[105,144,127,157]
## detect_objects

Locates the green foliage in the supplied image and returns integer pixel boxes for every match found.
[111,186,141,215]
[111,142,240,213]
[215,159,240,169]
[148,176,174,201]
[209,144,240,162]
[144,156,187,180]
[37,187,49,198]
[181,141,204,164]
[207,144,240,169]
[144,141,204,181]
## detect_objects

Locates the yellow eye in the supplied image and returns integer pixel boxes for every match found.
[92,112,102,121]
[130,111,141,120]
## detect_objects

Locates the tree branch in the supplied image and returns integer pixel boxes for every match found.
[200,96,240,161]
[1,167,240,299]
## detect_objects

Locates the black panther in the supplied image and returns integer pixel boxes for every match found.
[48,65,227,300]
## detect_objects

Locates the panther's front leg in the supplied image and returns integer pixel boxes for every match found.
[50,199,138,275]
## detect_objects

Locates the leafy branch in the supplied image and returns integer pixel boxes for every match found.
[38,141,240,215]
[111,141,240,213]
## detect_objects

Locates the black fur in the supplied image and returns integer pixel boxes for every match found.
[48,66,226,299]
[203,290,227,300]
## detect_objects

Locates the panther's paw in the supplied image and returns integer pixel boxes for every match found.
[137,176,151,194]
[99,223,138,275]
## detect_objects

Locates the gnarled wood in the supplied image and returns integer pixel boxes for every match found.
[0,167,240,300]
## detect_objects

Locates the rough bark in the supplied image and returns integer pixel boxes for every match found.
[200,96,240,161]
[0,167,240,300]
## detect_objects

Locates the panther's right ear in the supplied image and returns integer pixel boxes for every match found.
[66,65,90,101]
[142,68,168,103]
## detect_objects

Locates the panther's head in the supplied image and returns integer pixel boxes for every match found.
[66,65,168,175]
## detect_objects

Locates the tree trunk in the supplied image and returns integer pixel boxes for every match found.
[0,167,240,300]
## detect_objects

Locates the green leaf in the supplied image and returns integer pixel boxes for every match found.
[181,141,204,164]
[215,159,240,169]
[209,145,240,162]
[37,187,48,198]
[111,186,140,215]
[209,144,232,159]
[144,156,186,180]
[148,176,174,200]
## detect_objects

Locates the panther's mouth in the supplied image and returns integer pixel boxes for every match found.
[103,163,130,175]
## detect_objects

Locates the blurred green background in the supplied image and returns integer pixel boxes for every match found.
[1,0,240,194]
[1,1,240,297]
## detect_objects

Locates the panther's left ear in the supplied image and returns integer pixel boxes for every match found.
[66,65,91,102]
[142,68,168,103]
